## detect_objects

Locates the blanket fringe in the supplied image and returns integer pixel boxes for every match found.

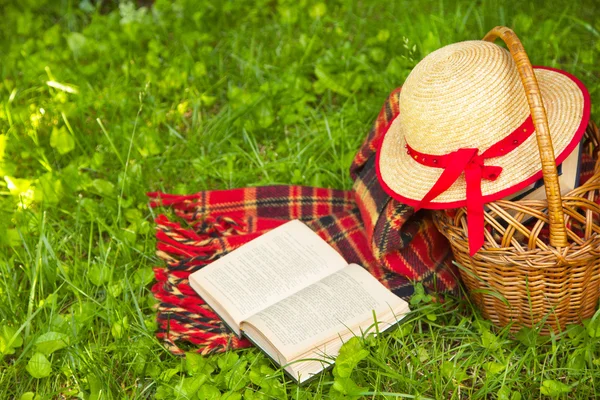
[149,192,252,355]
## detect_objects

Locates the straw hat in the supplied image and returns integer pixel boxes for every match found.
[376,40,590,254]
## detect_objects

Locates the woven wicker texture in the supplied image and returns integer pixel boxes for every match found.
[378,41,586,205]
[433,27,600,333]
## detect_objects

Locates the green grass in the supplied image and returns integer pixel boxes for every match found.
[1,0,600,398]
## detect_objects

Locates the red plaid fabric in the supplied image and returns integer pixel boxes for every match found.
[149,89,460,355]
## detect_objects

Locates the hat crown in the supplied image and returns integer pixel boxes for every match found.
[400,41,528,154]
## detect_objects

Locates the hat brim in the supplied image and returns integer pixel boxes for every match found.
[376,66,591,209]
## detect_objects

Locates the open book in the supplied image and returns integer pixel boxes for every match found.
[189,220,409,384]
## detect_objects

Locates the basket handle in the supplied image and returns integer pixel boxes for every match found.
[483,26,567,248]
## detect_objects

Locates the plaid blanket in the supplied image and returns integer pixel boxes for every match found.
[148,89,459,355]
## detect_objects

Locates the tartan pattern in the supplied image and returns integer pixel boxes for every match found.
[149,89,460,355]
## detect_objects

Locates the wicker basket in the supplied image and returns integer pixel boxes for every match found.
[432,26,600,334]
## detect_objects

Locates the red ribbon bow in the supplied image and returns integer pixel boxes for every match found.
[413,148,502,256]
[408,116,535,256]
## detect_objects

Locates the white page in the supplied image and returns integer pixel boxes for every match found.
[242,264,409,360]
[189,220,348,334]
[505,142,582,201]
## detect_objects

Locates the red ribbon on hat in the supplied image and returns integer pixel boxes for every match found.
[408,115,536,256]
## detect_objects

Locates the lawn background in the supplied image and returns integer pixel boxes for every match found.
[1,0,600,398]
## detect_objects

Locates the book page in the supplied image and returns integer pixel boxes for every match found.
[560,142,582,191]
[242,264,409,360]
[188,220,348,335]
[504,142,581,202]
